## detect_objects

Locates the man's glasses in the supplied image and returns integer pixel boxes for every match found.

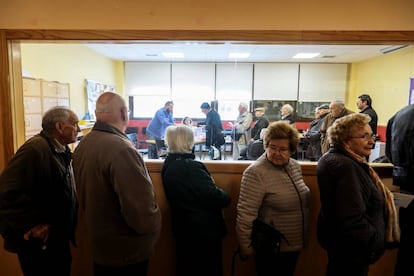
[349,133,375,141]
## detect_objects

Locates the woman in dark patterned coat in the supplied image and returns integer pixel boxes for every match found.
[162,125,231,276]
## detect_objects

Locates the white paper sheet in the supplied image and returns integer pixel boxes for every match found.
[393,192,414,208]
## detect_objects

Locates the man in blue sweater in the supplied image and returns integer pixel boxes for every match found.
[146,101,175,158]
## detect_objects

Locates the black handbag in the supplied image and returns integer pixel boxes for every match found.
[231,128,243,141]
[250,219,288,254]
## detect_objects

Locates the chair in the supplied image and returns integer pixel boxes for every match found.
[155,139,167,158]
[126,126,138,134]
[126,133,139,149]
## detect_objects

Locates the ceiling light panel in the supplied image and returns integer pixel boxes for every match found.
[292,53,320,59]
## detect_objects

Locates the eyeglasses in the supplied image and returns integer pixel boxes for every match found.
[267,146,290,154]
[349,133,375,141]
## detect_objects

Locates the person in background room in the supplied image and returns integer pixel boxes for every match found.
[182,116,193,127]
[357,94,378,138]
[146,101,175,159]
[304,104,330,161]
[320,100,353,154]
[162,125,230,276]
[386,104,414,276]
[236,121,311,276]
[73,92,161,276]
[229,102,253,160]
[250,107,270,142]
[0,106,80,276]
[199,102,225,160]
[280,104,295,124]
[317,113,399,276]
[239,107,269,160]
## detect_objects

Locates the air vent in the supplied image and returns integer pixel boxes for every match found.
[321,55,336,58]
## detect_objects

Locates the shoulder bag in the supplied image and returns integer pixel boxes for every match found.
[250,218,288,254]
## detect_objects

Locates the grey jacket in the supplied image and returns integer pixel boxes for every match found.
[236,155,310,254]
[73,121,161,266]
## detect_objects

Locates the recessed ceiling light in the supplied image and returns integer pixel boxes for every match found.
[162,52,184,58]
[292,53,320,59]
[228,52,251,59]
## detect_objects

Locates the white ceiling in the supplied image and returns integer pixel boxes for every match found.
[84,43,408,63]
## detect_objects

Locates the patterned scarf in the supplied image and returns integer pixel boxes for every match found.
[344,145,400,244]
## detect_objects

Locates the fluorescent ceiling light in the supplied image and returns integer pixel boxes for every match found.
[380,45,408,54]
[292,53,320,59]
[162,52,184,58]
[228,52,251,59]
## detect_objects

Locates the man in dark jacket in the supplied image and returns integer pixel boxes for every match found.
[304,104,330,161]
[0,106,80,276]
[386,104,414,276]
[320,100,353,154]
[250,107,269,141]
[199,102,225,159]
[357,94,378,137]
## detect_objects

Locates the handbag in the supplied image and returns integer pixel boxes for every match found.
[250,218,288,254]
[231,128,243,141]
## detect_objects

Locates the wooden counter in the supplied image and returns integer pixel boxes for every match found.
[0,161,396,276]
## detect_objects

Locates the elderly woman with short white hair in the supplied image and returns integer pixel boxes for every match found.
[162,124,231,276]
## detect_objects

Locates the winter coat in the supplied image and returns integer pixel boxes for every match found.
[73,121,161,266]
[317,146,386,264]
[161,153,230,240]
[0,131,77,252]
[386,104,414,193]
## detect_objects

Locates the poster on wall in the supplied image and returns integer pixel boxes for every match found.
[85,79,116,121]
[409,77,414,105]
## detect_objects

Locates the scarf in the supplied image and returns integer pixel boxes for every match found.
[343,145,400,245]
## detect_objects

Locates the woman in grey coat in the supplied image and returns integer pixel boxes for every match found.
[236,121,311,276]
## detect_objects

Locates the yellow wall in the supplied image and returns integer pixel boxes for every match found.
[20,43,124,117]
[348,47,414,125]
[1,0,414,30]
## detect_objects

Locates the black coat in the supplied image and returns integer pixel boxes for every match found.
[386,104,414,192]
[305,113,328,160]
[201,109,224,148]
[0,131,78,252]
[161,153,230,240]
[251,115,269,141]
[360,107,378,135]
[317,147,385,264]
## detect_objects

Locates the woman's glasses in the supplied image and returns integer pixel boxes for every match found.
[349,133,375,141]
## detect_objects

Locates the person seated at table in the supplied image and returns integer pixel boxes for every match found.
[246,128,267,160]
[182,116,193,127]
[239,128,267,160]
[303,104,330,161]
